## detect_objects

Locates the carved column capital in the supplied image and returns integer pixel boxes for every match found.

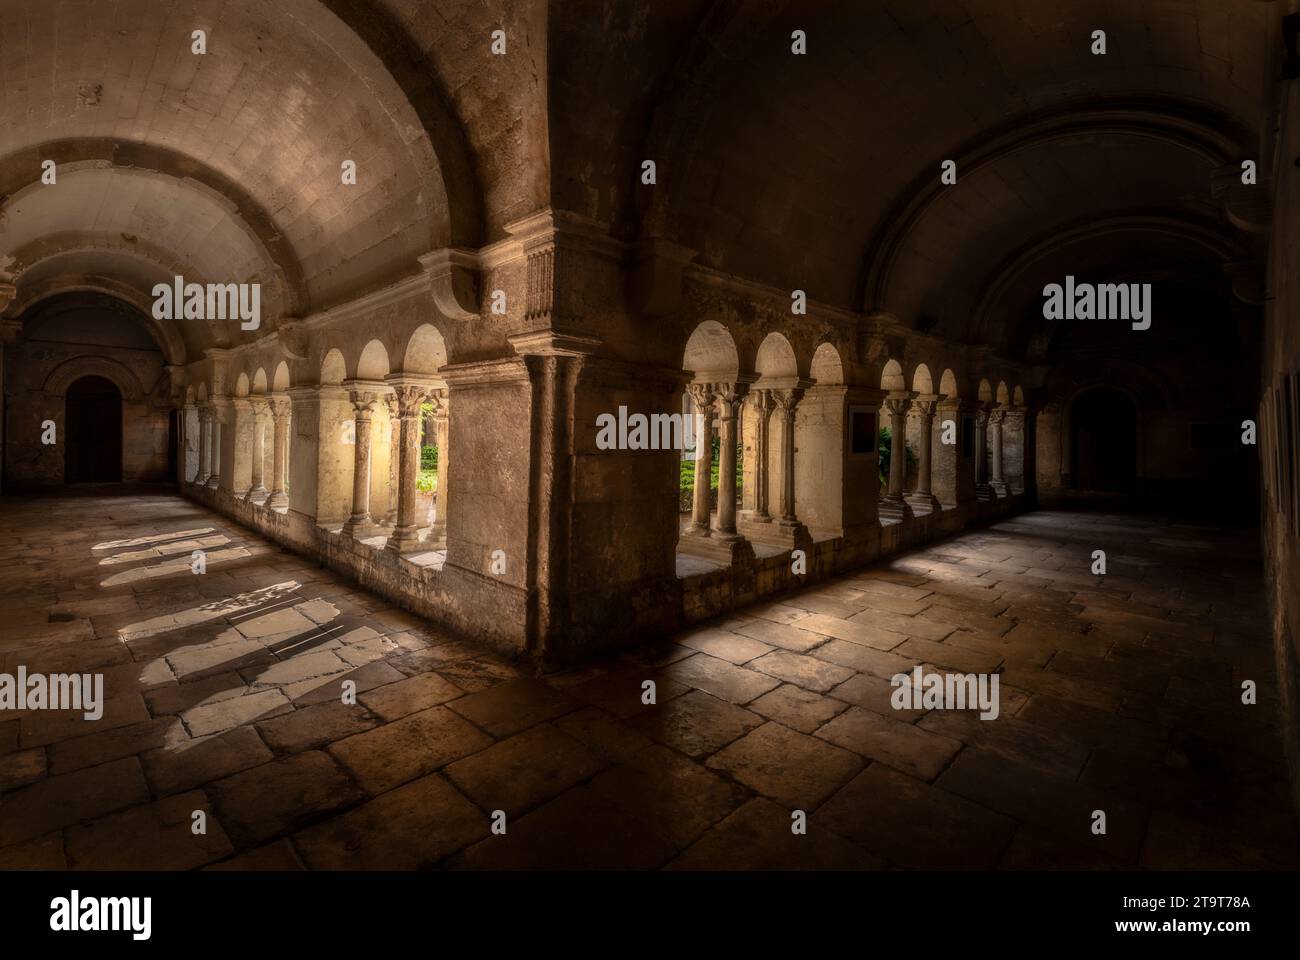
[710,380,751,419]
[349,391,380,420]
[912,398,939,419]
[686,382,716,409]
[248,395,272,423]
[771,387,805,416]
[390,384,428,417]
[1003,406,1029,427]
[883,396,912,418]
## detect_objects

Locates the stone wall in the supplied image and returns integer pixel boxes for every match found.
[1263,76,1300,821]
[3,319,170,488]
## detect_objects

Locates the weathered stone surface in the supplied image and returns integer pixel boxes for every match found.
[658,654,781,705]
[142,726,275,797]
[449,789,678,870]
[0,758,150,846]
[0,490,1293,871]
[182,688,293,738]
[445,724,603,817]
[359,672,464,721]
[819,765,1016,869]
[65,790,234,869]
[256,700,379,753]
[208,751,363,847]
[446,678,577,737]
[668,798,883,871]
[631,690,763,759]
[0,747,47,792]
[816,707,962,781]
[706,721,862,808]
[748,649,854,693]
[748,684,848,734]
[328,706,492,794]
[293,773,486,869]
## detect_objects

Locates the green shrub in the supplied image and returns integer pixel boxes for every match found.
[878,426,917,485]
[420,444,438,471]
[679,437,743,511]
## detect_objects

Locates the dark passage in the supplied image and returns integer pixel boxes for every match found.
[1071,388,1137,493]
[64,375,123,484]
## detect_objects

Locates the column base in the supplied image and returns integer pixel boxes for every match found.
[342,513,375,538]
[268,491,288,509]
[990,481,1009,498]
[974,483,994,503]
[245,485,269,505]
[204,476,220,490]
[679,529,755,566]
[878,497,914,522]
[777,519,813,554]
[905,493,941,515]
[385,525,422,555]
[681,519,712,538]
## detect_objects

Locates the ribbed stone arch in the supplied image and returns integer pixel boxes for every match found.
[43,356,145,401]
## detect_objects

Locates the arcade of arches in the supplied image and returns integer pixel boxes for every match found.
[1,0,1300,865]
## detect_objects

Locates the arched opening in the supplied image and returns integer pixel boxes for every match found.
[1070,387,1137,493]
[678,321,742,561]
[65,375,123,483]
[878,360,911,509]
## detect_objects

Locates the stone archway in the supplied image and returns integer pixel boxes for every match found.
[64,375,123,483]
[1068,386,1138,492]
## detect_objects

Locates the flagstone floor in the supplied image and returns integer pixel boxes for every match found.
[0,488,1295,870]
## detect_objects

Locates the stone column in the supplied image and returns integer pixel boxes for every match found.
[268,396,290,509]
[196,406,212,485]
[885,398,910,500]
[205,403,223,489]
[750,389,773,522]
[245,397,270,503]
[906,397,941,512]
[712,383,748,539]
[772,387,808,538]
[685,382,715,535]
[430,390,449,544]
[880,394,915,522]
[989,407,1008,497]
[974,406,991,500]
[342,389,379,536]
[1003,406,1028,494]
[384,395,400,525]
[934,398,977,510]
[0,291,15,492]
[224,398,255,497]
[385,382,429,554]
[181,403,199,483]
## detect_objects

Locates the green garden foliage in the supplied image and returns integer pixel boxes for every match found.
[878,426,917,485]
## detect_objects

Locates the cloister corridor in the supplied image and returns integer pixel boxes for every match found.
[0,487,1292,871]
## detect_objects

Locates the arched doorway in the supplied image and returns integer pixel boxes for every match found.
[1070,387,1136,492]
[65,376,123,483]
